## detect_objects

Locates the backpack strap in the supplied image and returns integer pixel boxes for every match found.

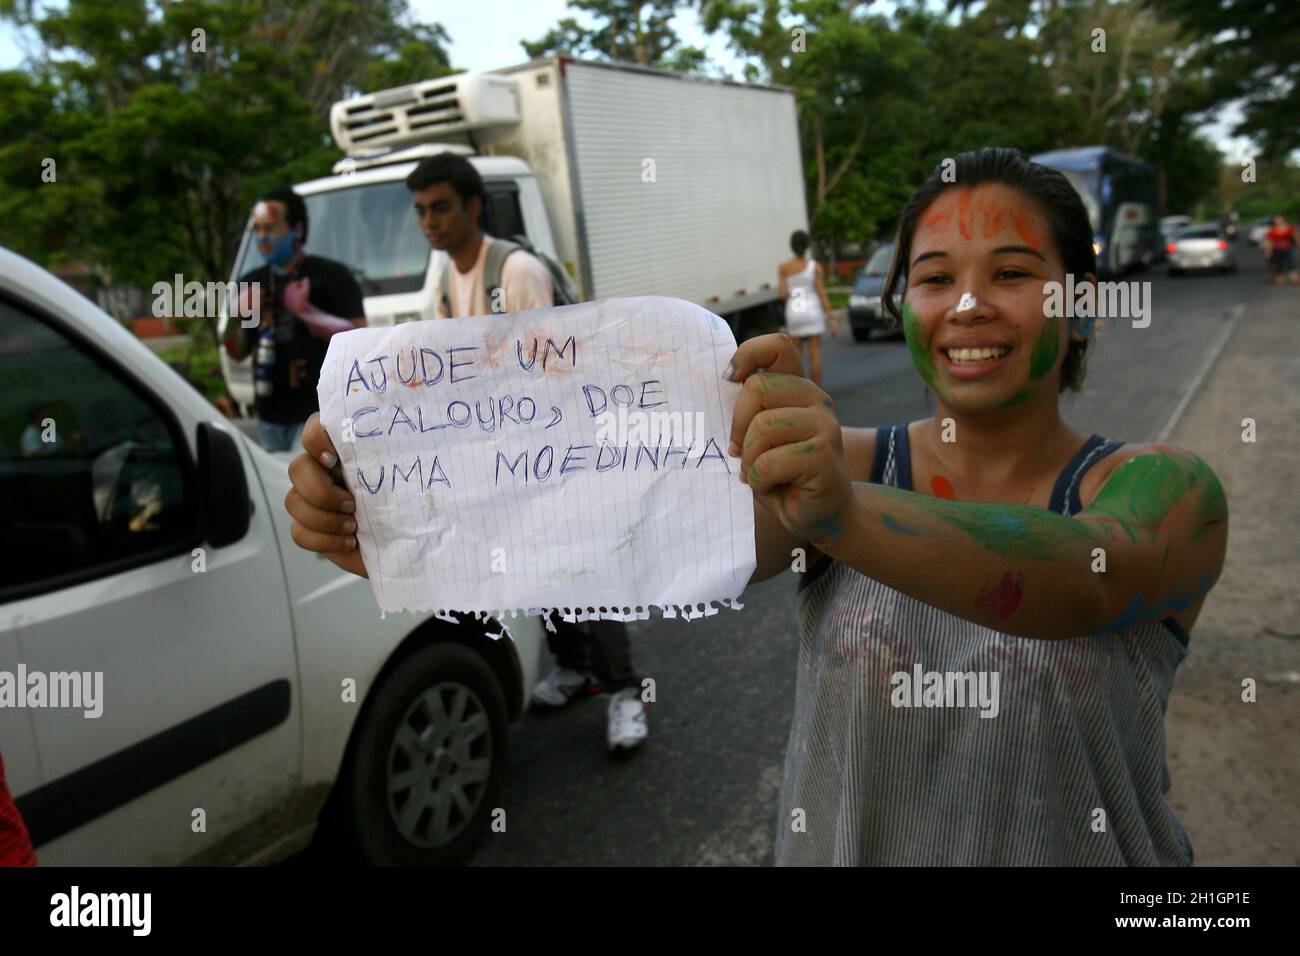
[483,238,520,314]
[439,259,451,317]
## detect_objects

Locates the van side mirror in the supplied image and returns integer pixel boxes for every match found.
[197,421,251,547]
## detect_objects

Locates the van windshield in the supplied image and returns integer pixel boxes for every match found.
[235,180,429,296]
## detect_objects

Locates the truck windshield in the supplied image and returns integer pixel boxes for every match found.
[235,180,429,296]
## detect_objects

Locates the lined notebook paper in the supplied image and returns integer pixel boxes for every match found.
[317,296,756,620]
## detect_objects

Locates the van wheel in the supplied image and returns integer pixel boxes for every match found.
[343,643,508,865]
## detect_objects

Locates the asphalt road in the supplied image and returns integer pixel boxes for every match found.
[466,251,1267,866]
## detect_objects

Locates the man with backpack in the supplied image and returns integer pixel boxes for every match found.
[405,153,648,752]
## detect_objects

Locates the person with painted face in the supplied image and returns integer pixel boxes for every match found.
[731,148,1227,865]
[223,187,366,452]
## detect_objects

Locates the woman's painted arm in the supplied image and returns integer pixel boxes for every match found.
[806,446,1227,638]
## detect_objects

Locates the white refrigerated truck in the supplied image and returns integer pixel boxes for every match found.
[220,57,809,409]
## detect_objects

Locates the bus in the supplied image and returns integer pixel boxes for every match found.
[1031,146,1160,276]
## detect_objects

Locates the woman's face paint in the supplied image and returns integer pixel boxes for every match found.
[903,300,940,392]
[1027,313,1060,381]
[906,184,1065,411]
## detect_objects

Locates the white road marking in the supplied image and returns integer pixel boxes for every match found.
[1157,302,1245,444]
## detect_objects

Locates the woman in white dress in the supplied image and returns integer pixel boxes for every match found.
[778,230,837,387]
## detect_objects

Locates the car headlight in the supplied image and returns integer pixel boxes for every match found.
[1092,240,1103,256]
[849,295,869,308]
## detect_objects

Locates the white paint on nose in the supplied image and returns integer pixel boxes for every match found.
[956,292,977,312]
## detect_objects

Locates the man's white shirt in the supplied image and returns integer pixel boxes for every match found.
[433,236,554,318]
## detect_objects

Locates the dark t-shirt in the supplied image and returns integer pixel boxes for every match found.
[239,255,364,424]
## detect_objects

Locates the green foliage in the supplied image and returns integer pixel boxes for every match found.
[4,0,1281,280]
[0,0,454,296]
[522,0,701,69]
[1150,0,1300,158]
[156,331,230,405]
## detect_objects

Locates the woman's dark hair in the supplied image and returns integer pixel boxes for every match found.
[406,153,487,210]
[259,186,308,244]
[881,147,1097,392]
[790,229,810,256]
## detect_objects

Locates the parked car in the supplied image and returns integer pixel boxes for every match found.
[0,245,549,865]
[1157,216,1192,262]
[1166,223,1237,276]
[847,243,903,342]
[1247,218,1273,247]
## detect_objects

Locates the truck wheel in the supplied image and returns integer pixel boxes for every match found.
[343,643,509,865]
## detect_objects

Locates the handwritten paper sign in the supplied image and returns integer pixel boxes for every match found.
[317,296,756,620]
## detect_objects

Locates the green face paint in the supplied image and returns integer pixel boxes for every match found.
[1028,317,1060,381]
[997,386,1034,409]
[903,302,940,391]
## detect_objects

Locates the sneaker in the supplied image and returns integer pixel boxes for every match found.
[606,687,648,751]
[531,666,596,708]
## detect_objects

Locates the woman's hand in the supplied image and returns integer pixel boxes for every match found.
[727,333,854,547]
[284,412,368,578]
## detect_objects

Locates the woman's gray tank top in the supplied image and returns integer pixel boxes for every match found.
[775,425,1194,866]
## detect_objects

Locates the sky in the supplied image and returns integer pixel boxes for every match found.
[0,0,1254,163]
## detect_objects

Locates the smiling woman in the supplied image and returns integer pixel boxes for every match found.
[732,147,1228,866]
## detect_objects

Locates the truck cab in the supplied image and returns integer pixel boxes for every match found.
[220,144,558,410]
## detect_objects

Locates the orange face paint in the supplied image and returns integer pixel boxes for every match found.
[924,207,952,229]
[1011,208,1043,251]
[957,190,974,240]
[980,200,1006,238]
[931,474,956,499]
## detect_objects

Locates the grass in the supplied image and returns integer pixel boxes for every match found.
[155,331,233,406]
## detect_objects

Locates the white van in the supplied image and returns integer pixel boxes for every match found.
[0,245,548,865]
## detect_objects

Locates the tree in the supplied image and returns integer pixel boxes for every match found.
[0,0,457,307]
[522,0,706,69]
[1150,0,1300,158]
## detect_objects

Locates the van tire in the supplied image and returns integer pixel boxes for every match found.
[343,642,509,865]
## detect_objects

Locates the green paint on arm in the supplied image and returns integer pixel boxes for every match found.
[769,417,795,427]
[794,443,815,455]
[882,513,923,537]
[748,463,760,483]
[1188,455,1228,540]
[871,483,1103,560]
[1084,453,1188,533]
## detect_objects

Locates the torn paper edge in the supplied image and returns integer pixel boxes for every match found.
[380,599,747,639]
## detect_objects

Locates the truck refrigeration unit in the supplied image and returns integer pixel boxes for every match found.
[220,57,810,409]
